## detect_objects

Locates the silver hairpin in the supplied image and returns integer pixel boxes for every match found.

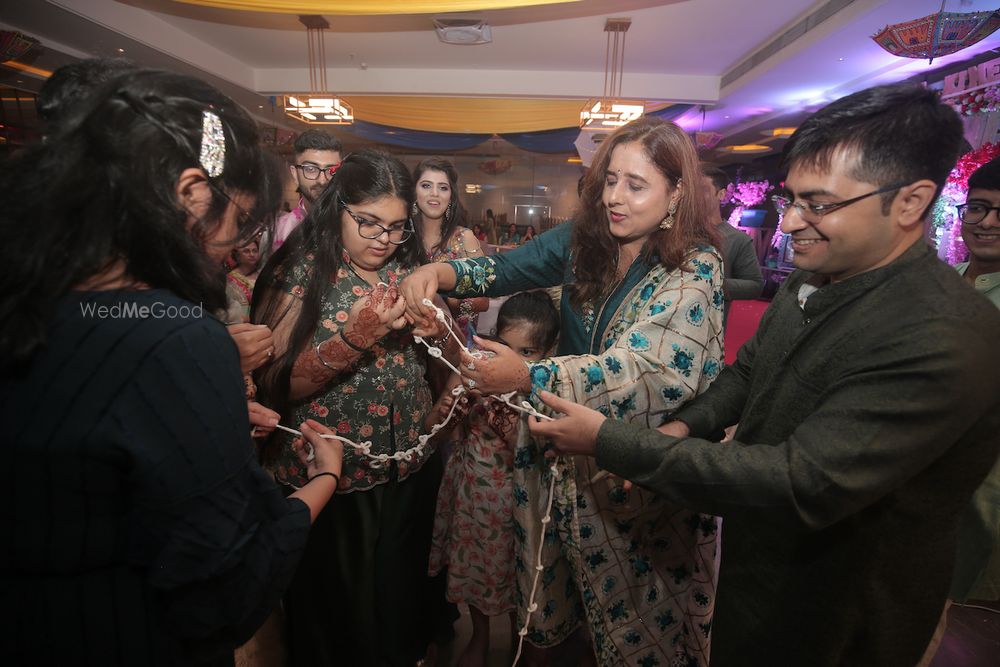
[199,110,226,177]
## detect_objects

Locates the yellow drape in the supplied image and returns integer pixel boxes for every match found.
[338,97,672,133]
[174,0,580,15]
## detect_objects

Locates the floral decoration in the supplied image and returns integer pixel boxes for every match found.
[725,179,774,227]
[948,84,1000,116]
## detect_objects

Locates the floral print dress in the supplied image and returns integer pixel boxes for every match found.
[447,229,725,667]
[428,226,480,341]
[270,253,434,492]
[428,396,524,616]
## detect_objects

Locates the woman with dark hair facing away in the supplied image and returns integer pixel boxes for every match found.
[0,67,342,666]
[413,156,489,344]
[252,149,458,666]
[402,116,724,666]
[428,290,560,667]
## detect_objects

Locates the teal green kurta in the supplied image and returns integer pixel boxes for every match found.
[447,222,726,667]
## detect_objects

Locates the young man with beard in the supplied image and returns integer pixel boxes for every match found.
[271,129,343,252]
[528,83,1000,666]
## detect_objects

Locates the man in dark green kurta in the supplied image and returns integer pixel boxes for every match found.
[530,83,1000,666]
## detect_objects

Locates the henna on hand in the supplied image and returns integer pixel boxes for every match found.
[486,399,520,441]
[293,334,360,385]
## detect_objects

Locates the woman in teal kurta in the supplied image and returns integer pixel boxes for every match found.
[402,117,725,666]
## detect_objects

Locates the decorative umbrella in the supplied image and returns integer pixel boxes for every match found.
[694,131,724,151]
[0,31,39,61]
[872,4,1000,64]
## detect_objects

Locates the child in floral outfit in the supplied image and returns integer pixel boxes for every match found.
[428,291,559,666]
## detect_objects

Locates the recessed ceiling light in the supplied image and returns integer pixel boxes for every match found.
[837,57,845,61]
[258,105,264,109]
[724,115,730,119]
[117,48,125,54]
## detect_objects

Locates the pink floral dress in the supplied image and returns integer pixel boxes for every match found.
[429,396,523,615]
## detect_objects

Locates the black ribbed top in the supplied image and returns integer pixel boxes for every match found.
[1,289,311,665]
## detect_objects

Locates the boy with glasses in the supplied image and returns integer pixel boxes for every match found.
[528,83,1000,666]
[946,156,1000,628]
[956,157,1000,307]
[271,129,343,252]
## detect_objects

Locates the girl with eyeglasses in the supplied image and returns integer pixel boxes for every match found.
[253,149,458,666]
[0,66,342,666]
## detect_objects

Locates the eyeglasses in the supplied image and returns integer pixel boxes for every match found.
[771,182,907,225]
[956,202,1000,225]
[339,198,414,245]
[293,163,341,180]
[211,184,266,242]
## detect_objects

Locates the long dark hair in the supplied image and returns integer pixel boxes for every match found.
[252,149,421,434]
[571,116,718,308]
[412,156,467,256]
[0,67,276,374]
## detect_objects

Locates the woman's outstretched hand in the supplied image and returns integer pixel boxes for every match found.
[458,335,530,395]
[292,419,344,480]
[399,264,443,335]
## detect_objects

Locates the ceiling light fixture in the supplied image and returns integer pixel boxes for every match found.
[719,144,771,154]
[433,18,492,45]
[284,15,353,125]
[580,18,643,130]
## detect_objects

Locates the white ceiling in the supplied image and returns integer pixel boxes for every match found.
[3,0,1000,162]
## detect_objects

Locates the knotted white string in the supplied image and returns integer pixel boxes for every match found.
[283,298,564,666]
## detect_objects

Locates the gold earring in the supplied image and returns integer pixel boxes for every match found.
[660,201,677,230]
[411,201,419,216]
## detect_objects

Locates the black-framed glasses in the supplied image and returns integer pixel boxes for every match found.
[771,182,908,225]
[211,184,266,242]
[293,162,341,180]
[339,198,414,245]
[956,202,1000,225]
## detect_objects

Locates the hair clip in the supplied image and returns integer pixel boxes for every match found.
[199,110,226,178]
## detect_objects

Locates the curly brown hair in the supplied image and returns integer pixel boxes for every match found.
[571,116,718,308]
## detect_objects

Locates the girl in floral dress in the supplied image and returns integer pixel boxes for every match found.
[252,149,458,667]
[428,291,560,667]
[412,157,488,345]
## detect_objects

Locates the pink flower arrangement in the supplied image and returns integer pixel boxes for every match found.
[727,179,774,207]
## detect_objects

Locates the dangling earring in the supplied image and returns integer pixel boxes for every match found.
[411,201,419,216]
[660,200,677,230]
[445,201,454,223]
